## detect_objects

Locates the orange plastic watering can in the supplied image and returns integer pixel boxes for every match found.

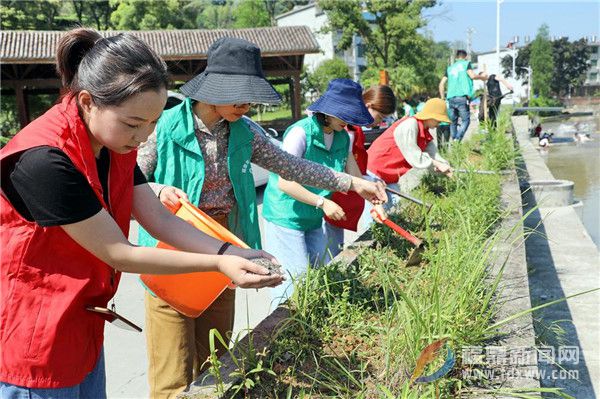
[140,199,248,317]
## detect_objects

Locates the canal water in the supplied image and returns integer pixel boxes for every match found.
[539,116,600,247]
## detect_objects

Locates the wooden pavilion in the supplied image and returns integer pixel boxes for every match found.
[0,26,320,128]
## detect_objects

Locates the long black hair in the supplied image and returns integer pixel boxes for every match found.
[56,28,169,107]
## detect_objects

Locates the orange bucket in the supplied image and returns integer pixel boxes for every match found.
[140,199,249,317]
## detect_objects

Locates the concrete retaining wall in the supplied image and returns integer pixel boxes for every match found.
[514,115,600,398]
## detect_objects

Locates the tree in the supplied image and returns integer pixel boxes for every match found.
[529,24,554,98]
[550,37,591,97]
[110,0,199,30]
[0,0,75,30]
[502,35,591,98]
[72,0,116,30]
[264,0,309,25]
[233,0,270,28]
[316,0,442,98]
[318,0,437,69]
[304,58,351,97]
[197,0,236,29]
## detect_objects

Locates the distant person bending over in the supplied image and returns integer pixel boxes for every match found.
[439,49,488,141]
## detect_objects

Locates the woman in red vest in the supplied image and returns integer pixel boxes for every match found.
[324,85,397,256]
[366,98,453,210]
[0,28,282,398]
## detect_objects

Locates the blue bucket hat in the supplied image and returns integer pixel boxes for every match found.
[307,79,374,126]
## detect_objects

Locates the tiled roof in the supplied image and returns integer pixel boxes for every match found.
[1,26,319,64]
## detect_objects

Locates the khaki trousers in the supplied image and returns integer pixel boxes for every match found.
[145,214,235,399]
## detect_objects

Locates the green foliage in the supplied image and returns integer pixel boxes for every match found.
[72,1,115,30]
[502,35,591,98]
[549,37,592,97]
[1,94,58,148]
[0,0,76,30]
[318,0,447,99]
[233,0,270,28]
[110,0,199,30]
[303,58,351,97]
[318,0,436,69]
[0,0,308,31]
[529,24,555,98]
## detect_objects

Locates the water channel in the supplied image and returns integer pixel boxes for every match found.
[539,115,600,246]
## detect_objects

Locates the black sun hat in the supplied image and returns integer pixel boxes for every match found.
[180,37,281,105]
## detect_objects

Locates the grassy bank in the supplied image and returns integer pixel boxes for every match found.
[204,113,571,398]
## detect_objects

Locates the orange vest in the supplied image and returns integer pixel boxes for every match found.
[367,117,433,184]
[0,95,135,388]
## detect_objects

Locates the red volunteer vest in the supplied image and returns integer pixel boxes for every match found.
[0,95,136,388]
[325,125,368,231]
[367,117,433,184]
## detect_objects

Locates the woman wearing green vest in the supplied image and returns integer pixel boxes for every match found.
[137,39,386,398]
[262,79,379,305]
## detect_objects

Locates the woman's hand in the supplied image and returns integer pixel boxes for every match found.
[323,199,346,221]
[350,177,387,204]
[433,160,453,178]
[227,247,279,264]
[158,186,189,211]
[217,255,284,289]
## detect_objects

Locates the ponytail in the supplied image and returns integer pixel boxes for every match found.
[363,85,397,116]
[56,28,102,89]
[55,27,169,107]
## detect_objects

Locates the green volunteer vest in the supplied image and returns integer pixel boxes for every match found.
[262,116,349,231]
[446,59,474,99]
[137,98,261,249]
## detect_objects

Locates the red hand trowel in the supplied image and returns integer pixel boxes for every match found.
[370,205,425,266]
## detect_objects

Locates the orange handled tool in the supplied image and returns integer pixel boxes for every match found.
[371,207,422,246]
[370,206,425,266]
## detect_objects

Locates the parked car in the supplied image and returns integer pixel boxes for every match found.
[241,116,281,187]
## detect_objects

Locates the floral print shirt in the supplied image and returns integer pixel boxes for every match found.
[137,114,352,216]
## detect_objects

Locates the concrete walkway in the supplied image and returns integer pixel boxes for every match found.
[105,190,273,398]
[514,116,600,398]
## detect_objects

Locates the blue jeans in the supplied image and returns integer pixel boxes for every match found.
[0,351,106,399]
[264,220,331,308]
[323,222,344,258]
[448,96,470,141]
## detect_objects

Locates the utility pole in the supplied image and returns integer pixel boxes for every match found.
[467,27,475,59]
[496,0,504,73]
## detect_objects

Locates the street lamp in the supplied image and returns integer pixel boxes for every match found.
[496,0,504,72]
[506,36,519,78]
[520,66,532,103]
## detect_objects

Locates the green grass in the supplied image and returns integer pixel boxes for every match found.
[254,107,293,122]
[203,111,574,398]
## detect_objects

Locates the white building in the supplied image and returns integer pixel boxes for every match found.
[275,2,367,81]
[473,49,527,104]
